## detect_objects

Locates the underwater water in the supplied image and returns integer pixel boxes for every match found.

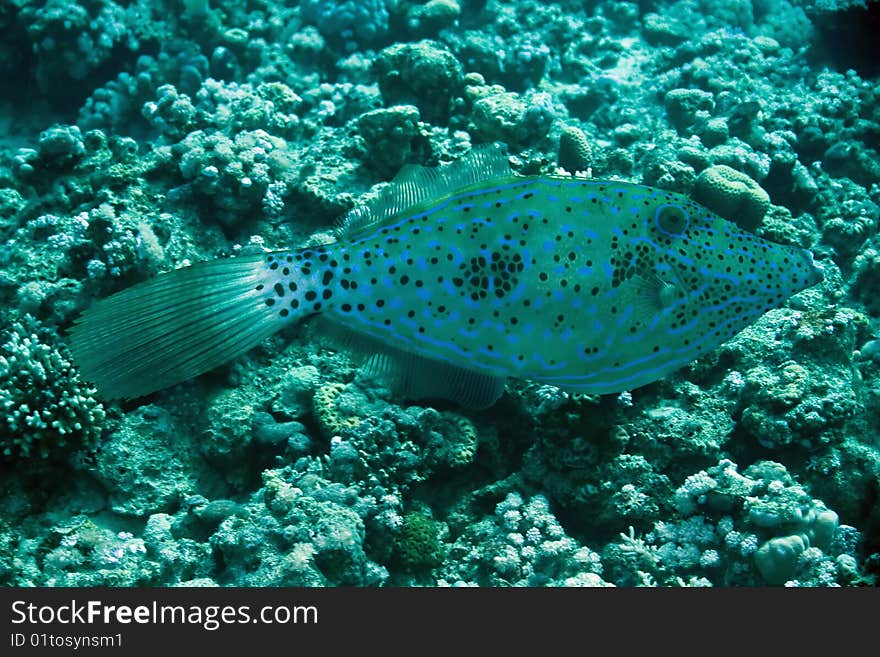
[0,0,878,587]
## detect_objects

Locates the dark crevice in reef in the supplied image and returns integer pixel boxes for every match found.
[809,2,880,77]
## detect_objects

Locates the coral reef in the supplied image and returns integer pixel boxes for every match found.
[0,0,877,588]
[439,493,610,586]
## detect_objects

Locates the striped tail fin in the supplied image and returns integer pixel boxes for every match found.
[69,254,302,399]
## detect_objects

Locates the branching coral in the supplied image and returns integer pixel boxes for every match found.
[1,317,105,460]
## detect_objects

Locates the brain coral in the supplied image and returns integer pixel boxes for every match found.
[692,164,771,231]
[557,124,592,174]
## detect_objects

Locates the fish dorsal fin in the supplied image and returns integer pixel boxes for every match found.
[337,144,513,242]
[316,319,507,409]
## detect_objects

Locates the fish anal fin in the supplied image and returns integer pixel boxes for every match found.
[317,320,506,409]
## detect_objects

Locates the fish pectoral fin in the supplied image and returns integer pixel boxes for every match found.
[319,319,506,409]
[624,269,683,318]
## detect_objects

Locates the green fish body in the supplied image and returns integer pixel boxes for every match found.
[70,148,823,407]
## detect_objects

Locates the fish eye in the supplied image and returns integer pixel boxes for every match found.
[655,204,689,237]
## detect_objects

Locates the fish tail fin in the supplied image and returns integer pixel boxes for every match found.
[69,252,308,399]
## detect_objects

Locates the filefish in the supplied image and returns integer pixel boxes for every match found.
[69,147,823,408]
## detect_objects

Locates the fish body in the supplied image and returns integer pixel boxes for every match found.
[70,149,823,405]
